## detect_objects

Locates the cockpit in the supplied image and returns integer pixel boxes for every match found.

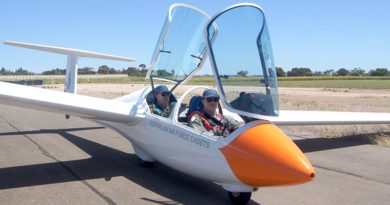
[145,3,279,126]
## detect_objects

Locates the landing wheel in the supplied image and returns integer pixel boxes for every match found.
[227,191,252,205]
[136,156,155,167]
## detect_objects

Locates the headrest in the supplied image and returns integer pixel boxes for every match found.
[187,95,203,116]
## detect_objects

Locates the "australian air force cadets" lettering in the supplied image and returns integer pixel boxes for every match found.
[150,120,210,149]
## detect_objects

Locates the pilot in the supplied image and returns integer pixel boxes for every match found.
[149,85,176,117]
[188,89,243,138]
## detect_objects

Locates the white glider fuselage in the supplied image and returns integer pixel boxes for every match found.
[97,86,248,190]
[0,80,315,191]
[95,85,315,192]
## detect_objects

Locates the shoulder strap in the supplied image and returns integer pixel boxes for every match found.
[209,113,231,135]
[149,103,163,116]
[208,113,225,127]
[188,111,212,131]
[148,103,156,113]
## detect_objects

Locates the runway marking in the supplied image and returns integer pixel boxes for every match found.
[313,165,390,186]
[0,115,117,205]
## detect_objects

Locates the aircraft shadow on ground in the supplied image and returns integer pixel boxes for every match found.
[0,127,260,205]
[293,132,390,153]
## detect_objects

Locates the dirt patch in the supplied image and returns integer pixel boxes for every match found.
[279,87,390,112]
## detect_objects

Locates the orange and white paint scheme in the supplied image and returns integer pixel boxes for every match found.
[0,3,388,205]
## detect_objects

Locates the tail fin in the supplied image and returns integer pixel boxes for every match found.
[4,41,135,94]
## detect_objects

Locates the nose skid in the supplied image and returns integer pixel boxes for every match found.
[220,121,315,187]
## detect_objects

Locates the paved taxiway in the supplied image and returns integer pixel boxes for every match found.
[1,105,389,205]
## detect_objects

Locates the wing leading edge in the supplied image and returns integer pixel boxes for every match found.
[263,110,390,126]
[0,81,138,123]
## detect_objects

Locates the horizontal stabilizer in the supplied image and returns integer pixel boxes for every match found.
[0,81,137,123]
[4,41,135,62]
[264,110,390,126]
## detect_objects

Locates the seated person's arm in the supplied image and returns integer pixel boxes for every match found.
[188,113,213,135]
[225,115,244,132]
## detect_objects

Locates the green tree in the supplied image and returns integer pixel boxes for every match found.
[287,67,312,76]
[42,68,66,75]
[237,70,248,77]
[78,67,96,74]
[110,68,120,74]
[0,67,12,75]
[126,67,141,76]
[14,67,33,75]
[276,67,285,77]
[157,69,172,77]
[97,65,110,74]
[336,68,350,76]
[350,67,365,76]
[313,71,323,76]
[141,68,148,76]
[139,64,146,69]
[323,69,334,76]
[369,68,389,76]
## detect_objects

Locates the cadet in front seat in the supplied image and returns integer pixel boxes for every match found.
[187,89,243,138]
[148,85,176,118]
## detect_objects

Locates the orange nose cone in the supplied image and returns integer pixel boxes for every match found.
[221,122,315,187]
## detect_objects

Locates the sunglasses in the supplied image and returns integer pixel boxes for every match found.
[205,97,220,102]
[159,92,171,97]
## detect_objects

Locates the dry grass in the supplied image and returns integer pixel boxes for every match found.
[278,87,390,147]
[335,131,390,148]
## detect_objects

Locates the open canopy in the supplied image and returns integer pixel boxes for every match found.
[147,3,279,119]
[206,3,279,118]
[147,4,212,84]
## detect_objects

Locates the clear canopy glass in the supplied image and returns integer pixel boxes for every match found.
[149,5,210,83]
[207,4,279,117]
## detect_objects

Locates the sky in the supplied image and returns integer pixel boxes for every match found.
[0,0,389,73]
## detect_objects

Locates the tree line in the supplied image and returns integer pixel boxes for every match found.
[0,65,148,76]
[0,67,34,75]
[276,67,389,77]
[2,65,389,77]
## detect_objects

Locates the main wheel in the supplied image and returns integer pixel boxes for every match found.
[227,191,252,205]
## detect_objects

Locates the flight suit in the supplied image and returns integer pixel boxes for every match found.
[149,102,176,118]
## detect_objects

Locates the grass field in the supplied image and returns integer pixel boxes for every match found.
[278,79,390,89]
[2,75,389,89]
[59,76,390,89]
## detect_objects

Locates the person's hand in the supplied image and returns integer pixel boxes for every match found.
[180,103,187,109]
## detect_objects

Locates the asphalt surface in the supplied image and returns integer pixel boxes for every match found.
[0,104,389,205]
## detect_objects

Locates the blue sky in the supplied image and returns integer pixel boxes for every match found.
[0,0,389,73]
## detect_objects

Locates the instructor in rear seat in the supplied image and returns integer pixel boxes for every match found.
[188,89,243,138]
[149,85,176,118]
